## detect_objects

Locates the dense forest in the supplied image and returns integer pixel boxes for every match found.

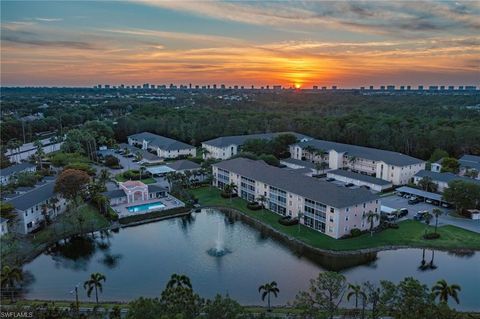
[1,88,479,160]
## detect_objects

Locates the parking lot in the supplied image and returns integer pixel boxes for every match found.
[382,194,480,233]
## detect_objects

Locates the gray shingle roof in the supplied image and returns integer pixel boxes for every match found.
[129,132,194,151]
[119,143,161,161]
[6,181,56,211]
[280,158,316,169]
[459,155,480,171]
[147,184,168,193]
[103,189,126,199]
[327,169,392,186]
[202,132,311,148]
[415,170,480,185]
[166,160,200,171]
[0,162,36,177]
[214,158,378,208]
[296,139,424,166]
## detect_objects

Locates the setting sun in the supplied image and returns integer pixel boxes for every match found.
[294,83,301,89]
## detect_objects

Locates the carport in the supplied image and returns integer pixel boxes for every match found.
[146,165,175,176]
[396,186,450,205]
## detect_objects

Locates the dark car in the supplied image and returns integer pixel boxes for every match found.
[345,183,355,187]
[408,197,421,205]
[413,210,428,221]
[326,178,335,182]
[398,208,409,218]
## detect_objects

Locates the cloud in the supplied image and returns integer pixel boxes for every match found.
[34,17,63,22]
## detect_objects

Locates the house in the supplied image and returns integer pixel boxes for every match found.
[290,139,425,185]
[103,181,168,206]
[413,170,480,193]
[326,169,393,192]
[212,158,380,239]
[201,132,312,160]
[6,181,67,234]
[128,132,196,159]
[0,162,37,185]
[458,155,480,179]
[0,218,8,236]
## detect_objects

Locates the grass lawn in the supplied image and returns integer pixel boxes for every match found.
[114,173,155,184]
[191,187,480,252]
[31,204,110,245]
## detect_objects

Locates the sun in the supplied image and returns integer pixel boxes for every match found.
[294,83,301,89]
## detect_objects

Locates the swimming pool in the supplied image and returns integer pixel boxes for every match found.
[127,201,166,213]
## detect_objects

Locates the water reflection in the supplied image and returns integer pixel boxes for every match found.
[419,249,437,271]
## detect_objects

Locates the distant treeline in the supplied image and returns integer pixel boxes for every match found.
[1,89,479,159]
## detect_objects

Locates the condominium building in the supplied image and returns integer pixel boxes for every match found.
[128,132,196,159]
[413,170,480,193]
[202,132,312,160]
[290,139,425,185]
[212,158,380,239]
[0,162,36,185]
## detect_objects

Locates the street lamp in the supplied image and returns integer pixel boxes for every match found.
[69,283,81,315]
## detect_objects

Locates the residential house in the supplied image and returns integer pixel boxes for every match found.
[6,181,67,234]
[290,139,425,185]
[213,158,380,239]
[128,132,196,159]
[201,132,312,160]
[0,162,36,185]
[413,170,480,193]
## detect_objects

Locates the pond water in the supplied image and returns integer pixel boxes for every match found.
[23,209,480,310]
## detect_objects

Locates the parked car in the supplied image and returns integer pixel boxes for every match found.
[425,199,433,204]
[345,183,355,187]
[413,210,428,221]
[408,197,421,205]
[441,202,451,208]
[326,178,335,182]
[399,208,409,218]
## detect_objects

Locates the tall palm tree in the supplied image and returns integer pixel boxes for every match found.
[423,211,433,237]
[139,165,146,180]
[224,182,238,203]
[432,279,461,304]
[258,281,279,312]
[41,203,50,225]
[256,195,268,213]
[49,196,59,215]
[363,210,380,236]
[304,145,317,161]
[84,272,106,304]
[166,273,192,289]
[347,283,366,311]
[432,208,443,234]
[1,265,23,302]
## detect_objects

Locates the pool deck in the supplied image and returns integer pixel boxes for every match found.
[112,195,185,218]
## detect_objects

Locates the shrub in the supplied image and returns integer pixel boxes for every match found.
[221,192,231,199]
[278,216,298,226]
[424,232,441,240]
[104,155,120,168]
[350,228,362,237]
[65,162,95,175]
[247,202,262,210]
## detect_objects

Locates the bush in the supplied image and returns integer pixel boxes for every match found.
[350,228,362,237]
[278,216,298,226]
[122,169,151,180]
[65,162,96,175]
[221,192,231,199]
[104,155,120,168]
[247,202,262,210]
[50,152,89,167]
[424,232,441,240]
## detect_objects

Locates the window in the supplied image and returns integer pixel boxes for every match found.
[330,207,334,213]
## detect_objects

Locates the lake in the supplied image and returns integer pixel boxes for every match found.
[23,209,480,310]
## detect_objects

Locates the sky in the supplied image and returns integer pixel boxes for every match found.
[1,1,479,88]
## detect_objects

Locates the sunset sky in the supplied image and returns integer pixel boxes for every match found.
[1,1,479,88]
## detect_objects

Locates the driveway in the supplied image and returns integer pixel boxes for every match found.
[381,194,480,233]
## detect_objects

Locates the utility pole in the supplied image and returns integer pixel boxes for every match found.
[70,283,80,316]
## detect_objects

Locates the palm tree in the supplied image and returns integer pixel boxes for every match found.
[49,196,59,215]
[139,165,146,180]
[347,283,366,312]
[304,145,317,161]
[418,176,437,192]
[297,211,304,233]
[1,265,23,302]
[258,281,279,312]
[166,273,192,289]
[423,211,433,237]
[432,208,443,234]
[99,169,110,187]
[198,147,210,159]
[256,195,268,213]
[363,210,380,236]
[432,279,461,304]
[224,182,238,203]
[41,203,50,225]
[84,272,106,304]
[33,139,45,169]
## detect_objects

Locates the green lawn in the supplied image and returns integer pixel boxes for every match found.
[190,187,480,251]
[114,173,156,184]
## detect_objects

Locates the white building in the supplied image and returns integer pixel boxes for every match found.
[128,132,196,159]
[413,170,480,193]
[290,139,425,185]
[213,158,380,239]
[103,180,167,206]
[202,132,312,160]
[6,181,67,234]
[0,162,37,185]
[6,137,63,164]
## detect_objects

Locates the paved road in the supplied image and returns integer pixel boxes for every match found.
[381,195,480,233]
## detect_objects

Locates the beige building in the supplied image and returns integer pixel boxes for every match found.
[290,139,425,185]
[213,158,380,239]
[128,132,196,159]
[202,132,311,160]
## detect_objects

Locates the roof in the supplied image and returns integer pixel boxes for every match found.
[202,132,311,148]
[396,186,443,202]
[122,180,146,188]
[414,170,480,185]
[214,158,378,208]
[459,155,480,171]
[0,162,36,177]
[280,158,316,169]
[296,139,424,167]
[6,181,56,211]
[147,184,167,192]
[146,165,175,175]
[166,159,201,171]
[327,169,392,186]
[118,143,161,162]
[129,132,194,151]
[103,189,126,199]
[0,217,8,223]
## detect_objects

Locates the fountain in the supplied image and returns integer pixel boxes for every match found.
[207,220,231,257]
